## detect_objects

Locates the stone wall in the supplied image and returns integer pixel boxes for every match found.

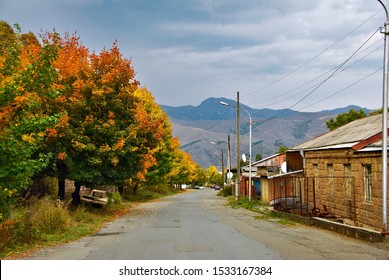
[304,148,387,231]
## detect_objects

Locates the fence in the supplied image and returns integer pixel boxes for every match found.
[269,175,356,223]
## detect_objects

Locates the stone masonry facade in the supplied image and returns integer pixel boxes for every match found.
[304,148,387,231]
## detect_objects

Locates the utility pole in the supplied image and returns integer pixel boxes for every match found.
[221,149,225,186]
[228,133,231,185]
[378,0,389,233]
[236,91,241,199]
[248,111,252,202]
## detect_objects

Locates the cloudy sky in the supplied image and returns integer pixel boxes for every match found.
[1,0,389,112]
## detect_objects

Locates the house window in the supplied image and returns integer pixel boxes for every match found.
[364,165,373,202]
[344,164,352,199]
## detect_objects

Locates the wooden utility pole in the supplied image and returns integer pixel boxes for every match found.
[236,91,241,199]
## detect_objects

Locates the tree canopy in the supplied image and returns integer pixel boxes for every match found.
[326,108,367,131]
[0,22,198,219]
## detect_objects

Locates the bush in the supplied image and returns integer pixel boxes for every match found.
[108,191,122,206]
[27,197,72,234]
[218,185,232,197]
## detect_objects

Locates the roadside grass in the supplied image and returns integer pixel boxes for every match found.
[227,197,295,226]
[0,187,182,259]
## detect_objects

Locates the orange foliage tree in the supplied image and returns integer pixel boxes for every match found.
[0,23,200,212]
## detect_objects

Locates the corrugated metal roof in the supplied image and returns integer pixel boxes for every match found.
[292,114,384,150]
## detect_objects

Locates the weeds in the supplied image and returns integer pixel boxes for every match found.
[0,187,180,259]
[227,197,295,226]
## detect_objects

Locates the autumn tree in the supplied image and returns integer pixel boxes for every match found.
[168,147,197,187]
[192,164,207,186]
[133,87,181,192]
[42,34,142,200]
[205,166,222,186]
[0,23,59,218]
[1,24,198,211]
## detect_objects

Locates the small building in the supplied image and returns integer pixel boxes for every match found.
[249,153,286,203]
[273,114,389,232]
[241,165,260,198]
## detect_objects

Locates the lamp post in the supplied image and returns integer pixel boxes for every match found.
[378,0,389,233]
[220,94,253,201]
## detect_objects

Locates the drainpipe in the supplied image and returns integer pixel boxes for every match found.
[378,0,389,234]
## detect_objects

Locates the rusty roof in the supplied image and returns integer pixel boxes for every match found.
[292,114,384,150]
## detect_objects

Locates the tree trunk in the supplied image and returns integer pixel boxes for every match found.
[133,184,138,194]
[72,181,82,205]
[57,162,66,201]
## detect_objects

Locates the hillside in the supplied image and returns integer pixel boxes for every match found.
[162,98,369,169]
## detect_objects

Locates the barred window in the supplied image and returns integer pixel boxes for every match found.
[364,165,373,202]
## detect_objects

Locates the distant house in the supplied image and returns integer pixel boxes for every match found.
[241,164,260,198]
[271,114,388,232]
[248,153,286,203]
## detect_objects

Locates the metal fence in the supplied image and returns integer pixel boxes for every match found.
[269,175,356,222]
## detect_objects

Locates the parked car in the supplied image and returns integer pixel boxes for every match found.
[214,185,221,190]
[199,186,204,190]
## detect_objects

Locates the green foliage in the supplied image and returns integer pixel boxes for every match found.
[1,21,197,220]
[108,191,122,207]
[275,145,289,154]
[326,108,367,131]
[205,166,221,185]
[27,197,72,234]
[255,153,262,161]
[218,185,232,197]
[228,196,258,210]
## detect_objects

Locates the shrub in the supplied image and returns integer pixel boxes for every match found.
[27,197,72,234]
[108,191,122,206]
[218,185,232,197]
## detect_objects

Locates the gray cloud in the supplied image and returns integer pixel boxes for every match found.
[1,0,387,111]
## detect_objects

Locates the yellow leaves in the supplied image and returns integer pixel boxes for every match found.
[99,144,111,153]
[111,156,119,167]
[72,140,86,151]
[13,95,29,105]
[112,138,125,151]
[2,187,17,197]
[21,134,35,143]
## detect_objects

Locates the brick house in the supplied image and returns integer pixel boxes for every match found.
[279,114,389,232]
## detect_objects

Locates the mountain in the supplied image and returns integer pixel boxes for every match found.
[161,98,370,169]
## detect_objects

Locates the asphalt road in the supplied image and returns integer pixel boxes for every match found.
[25,189,389,260]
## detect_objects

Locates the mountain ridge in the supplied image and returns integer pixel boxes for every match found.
[161,98,370,169]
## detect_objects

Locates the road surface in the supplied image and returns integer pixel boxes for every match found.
[25,188,389,260]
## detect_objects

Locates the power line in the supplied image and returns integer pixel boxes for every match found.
[252,27,381,127]
[241,6,384,98]
[250,42,382,109]
[296,67,382,111]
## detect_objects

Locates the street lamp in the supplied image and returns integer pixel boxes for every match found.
[220,97,253,201]
[378,0,389,233]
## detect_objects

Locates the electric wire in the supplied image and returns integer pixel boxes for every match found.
[252,27,381,127]
[297,67,382,111]
[248,39,383,108]
[252,42,383,109]
[241,7,384,98]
